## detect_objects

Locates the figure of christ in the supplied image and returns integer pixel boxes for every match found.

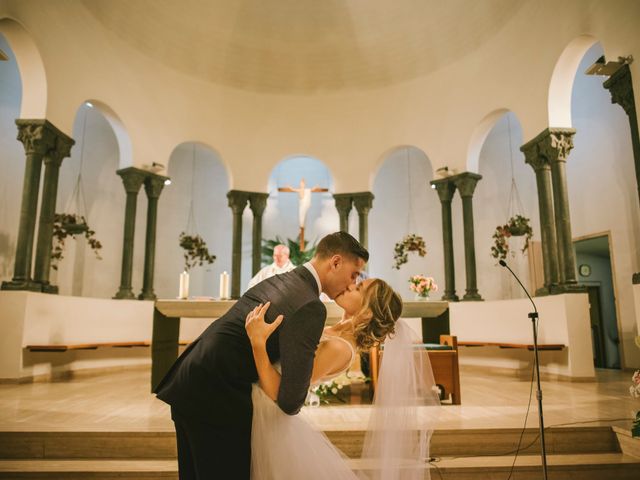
[278,178,328,251]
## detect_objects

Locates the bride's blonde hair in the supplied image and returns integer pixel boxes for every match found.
[352,279,403,350]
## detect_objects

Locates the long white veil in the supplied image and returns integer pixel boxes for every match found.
[359,319,441,480]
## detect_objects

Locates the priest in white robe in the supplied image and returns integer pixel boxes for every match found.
[247,244,296,289]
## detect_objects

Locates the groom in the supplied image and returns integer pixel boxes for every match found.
[155,231,368,479]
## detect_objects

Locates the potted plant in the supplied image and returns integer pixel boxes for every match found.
[490,215,533,261]
[393,234,427,270]
[262,235,316,267]
[179,232,216,271]
[51,213,102,270]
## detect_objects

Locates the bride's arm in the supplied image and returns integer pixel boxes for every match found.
[246,304,352,401]
[245,303,283,402]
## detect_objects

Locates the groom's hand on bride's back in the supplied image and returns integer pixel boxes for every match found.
[245,302,284,346]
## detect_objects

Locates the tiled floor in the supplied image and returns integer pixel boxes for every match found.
[0,365,636,433]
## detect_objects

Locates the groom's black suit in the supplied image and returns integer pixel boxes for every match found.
[155,265,326,479]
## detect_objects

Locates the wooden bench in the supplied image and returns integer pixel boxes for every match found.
[457,341,565,351]
[369,334,461,405]
[26,342,151,352]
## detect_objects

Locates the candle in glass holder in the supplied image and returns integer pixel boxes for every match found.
[219,271,230,299]
[179,271,189,299]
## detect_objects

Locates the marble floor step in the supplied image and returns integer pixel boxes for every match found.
[0,459,177,479]
[0,453,638,480]
[0,426,620,460]
[419,453,640,480]
[330,426,620,458]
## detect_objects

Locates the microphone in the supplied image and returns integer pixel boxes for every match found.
[498,258,547,480]
[498,259,537,314]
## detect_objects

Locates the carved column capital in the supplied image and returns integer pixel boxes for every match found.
[521,128,576,166]
[352,192,374,214]
[431,178,456,203]
[227,190,250,214]
[603,63,635,117]
[117,167,147,194]
[333,193,353,214]
[452,172,482,198]
[249,192,269,217]
[144,173,168,199]
[15,119,63,158]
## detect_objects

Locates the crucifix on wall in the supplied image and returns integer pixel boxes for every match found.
[278,178,328,251]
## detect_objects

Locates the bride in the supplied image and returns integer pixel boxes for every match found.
[245,278,441,479]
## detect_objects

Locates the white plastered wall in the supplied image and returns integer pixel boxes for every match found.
[1,1,639,191]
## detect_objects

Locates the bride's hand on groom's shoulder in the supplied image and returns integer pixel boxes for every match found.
[245,302,284,346]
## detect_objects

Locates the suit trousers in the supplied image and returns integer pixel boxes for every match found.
[172,407,251,480]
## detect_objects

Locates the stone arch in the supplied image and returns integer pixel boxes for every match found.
[81,100,134,169]
[466,108,511,173]
[370,145,436,191]
[166,140,230,185]
[0,17,47,118]
[548,34,600,128]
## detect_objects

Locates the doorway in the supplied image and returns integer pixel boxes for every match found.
[574,234,621,369]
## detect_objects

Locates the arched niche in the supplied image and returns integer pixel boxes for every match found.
[54,102,125,298]
[0,18,47,118]
[548,34,600,128]
[263,155,336,251]
[157,142,232,301]
[369,146,442,300]
[565,41,637,369]
[0,30,23,281]
[473,110,537,301]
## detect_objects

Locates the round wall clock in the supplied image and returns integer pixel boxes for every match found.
[579,264,591,277]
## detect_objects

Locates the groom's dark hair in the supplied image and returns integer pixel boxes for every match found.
[314,231,369,262]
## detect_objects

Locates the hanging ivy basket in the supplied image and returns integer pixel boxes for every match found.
[179,232,216,271]
[490,215,533,261]
[51,213,102,270]
[393,234,427,270]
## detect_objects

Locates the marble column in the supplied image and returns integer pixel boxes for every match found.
[452,172,483,301]
[113,167,147,299]
[521,137,560,295]
[32,127,75,293]
[249,193,269,276]
[3,120,60,292]
[431,178,459,301]
[603,64,640,282]
[545,128,582,290]
[333,193,353,233]
[353,192,374,250]
[139,173,168,301]
[227,190,250,299]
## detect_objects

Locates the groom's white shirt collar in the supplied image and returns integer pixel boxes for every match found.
[303,262,322,295]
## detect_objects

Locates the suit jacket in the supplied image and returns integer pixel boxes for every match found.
[155,265,326,428]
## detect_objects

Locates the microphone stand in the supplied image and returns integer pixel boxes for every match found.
[499,259,548,480]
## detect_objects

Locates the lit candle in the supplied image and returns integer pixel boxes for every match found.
[179,271,189,299]
[219,271,230,299]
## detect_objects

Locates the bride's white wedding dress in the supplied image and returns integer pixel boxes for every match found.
[250,320,440,480]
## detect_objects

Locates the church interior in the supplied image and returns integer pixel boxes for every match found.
[1,0,640,478]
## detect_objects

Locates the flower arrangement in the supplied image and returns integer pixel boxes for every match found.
[490,214,533,261]
[409,274,438,299]
[306,372,366,406]
[51,213,102,271]
[179,232,216,271]
[631,370,640,437]
[393,234,427,269]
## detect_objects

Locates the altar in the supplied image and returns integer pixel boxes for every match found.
[150,299,449,390]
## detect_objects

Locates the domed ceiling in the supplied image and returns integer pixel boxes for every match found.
[82,0,525,93]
